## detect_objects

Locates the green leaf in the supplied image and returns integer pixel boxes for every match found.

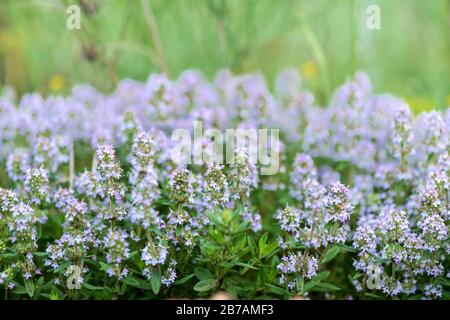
[201,242,221,258]
[195,268,214,280]
[174,273,195,285]
[321,246,340,264]
[314,271,331,282]
[266,284,289,296]
[303,279,320,292]
[260,242,279,259]
[52,261,70,274]
[36,276,44,287]
[39,279,54,291]
[154,198,171,206]
[128,251,138,259]
[352,272,362,280]
[82,283,103,291]
[258,232,268,254]
[33,252,47,257]
[50,289,59,300]
[99,262,110,271]
[338,244,357,253]
[193,279,216,292]
[123,276,140,287]
[303,271,331,292]
[316,282,341,291]
[296,276,305,293]
[247,236,258,258]
[236,261,258,270]
[441,291,450,299]
[123,276,152,290]
[407,294,424,300]
[24,279,35,298]
[13,283,28,295]
[438,278,450,287]
[151,269,161,295]
[364,292,384,299]
[258,233,278,259]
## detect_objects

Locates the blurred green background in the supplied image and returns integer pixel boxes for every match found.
[0,0,448,111]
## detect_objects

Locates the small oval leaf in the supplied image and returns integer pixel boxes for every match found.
[193,279,216,292]
[321,246,340,264]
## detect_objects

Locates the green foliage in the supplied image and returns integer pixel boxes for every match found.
[0,0,448,109]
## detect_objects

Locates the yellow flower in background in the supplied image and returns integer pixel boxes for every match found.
[49,74,65,92]
[300,60,318,78]
[446,95,450,107]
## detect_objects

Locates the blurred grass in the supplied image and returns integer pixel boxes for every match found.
[0,0,448,109]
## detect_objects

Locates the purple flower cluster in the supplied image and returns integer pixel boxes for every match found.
[0,69,448,299]
[277,154,353,293]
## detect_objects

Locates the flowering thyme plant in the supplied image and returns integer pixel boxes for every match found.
[0,69,449,299]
